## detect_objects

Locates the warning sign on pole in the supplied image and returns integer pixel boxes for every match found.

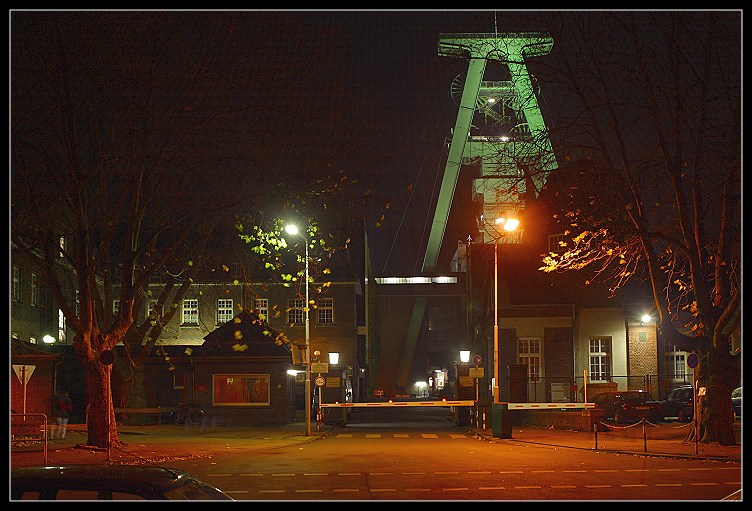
[12,365,35,384]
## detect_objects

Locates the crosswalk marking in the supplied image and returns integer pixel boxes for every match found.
[330,433,470,439]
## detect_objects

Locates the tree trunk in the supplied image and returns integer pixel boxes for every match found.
[76,335,121,449]
[685,344,737,446]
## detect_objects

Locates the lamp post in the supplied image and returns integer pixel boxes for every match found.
[490,217,519,403]
[285,224,311,436]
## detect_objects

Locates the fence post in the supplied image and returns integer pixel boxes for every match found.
[642,418,647,452]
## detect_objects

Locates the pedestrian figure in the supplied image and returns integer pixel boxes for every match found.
[53,390,73,439]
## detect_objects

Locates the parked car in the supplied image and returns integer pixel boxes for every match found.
[11,464,234,500]
[731,386,741,418]
[591,390,662,424]
[659,384,694,422]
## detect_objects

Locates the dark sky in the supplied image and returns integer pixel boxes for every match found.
[274,10,554,275]
[12,9,544,275]
[13,10,739,278]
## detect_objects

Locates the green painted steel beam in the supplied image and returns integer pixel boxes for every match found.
[396,32,557,391]
[422,57,486,273]
[395,295,427,392]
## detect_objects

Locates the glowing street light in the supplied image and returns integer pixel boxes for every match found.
[285,223,312,437]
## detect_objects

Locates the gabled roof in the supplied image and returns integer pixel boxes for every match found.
[192,309,292,359]
[11,338,64,359]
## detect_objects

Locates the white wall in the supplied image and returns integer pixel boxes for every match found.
[576,307,628,384]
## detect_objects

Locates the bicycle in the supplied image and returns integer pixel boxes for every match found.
[168,404,205,425]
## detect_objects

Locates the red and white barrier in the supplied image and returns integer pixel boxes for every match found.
[319,401,594,409]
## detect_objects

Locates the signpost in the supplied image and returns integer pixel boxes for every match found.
[469,355,483,402]
[12,364,35,414]
[314,375,326,430]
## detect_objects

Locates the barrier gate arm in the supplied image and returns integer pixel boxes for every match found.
[319,401,595,408]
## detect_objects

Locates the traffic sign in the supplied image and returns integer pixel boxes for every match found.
[100,350,115,365]
[315,376,325,387]
[687,352,699,369]
[12,365,35,384]
[472,354,482,366]
[311,362,329,373]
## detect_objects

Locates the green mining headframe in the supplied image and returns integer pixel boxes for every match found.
[395,32,558,392]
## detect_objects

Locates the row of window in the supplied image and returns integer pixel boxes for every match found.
[519,337,688,383]
[113,297,336,327]
[11,237,67,304]
[11,266,40,306]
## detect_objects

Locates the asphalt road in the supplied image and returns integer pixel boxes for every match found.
[155,406,742,501]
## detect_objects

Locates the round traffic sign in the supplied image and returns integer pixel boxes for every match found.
[687,352,699,369]
[99,350,114,365]
[315,376,325,387]
[472,354,482,366]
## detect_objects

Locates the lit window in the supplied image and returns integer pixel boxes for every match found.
[317,298,334,324]
[182,299,199,325]
[288,299,305,326]
[58,309,66,343]
[217,298,234,324]
[254,298,268,320]
[665,352,688,383]
[518,337,542,382]
[213,374,270,405]
[589,337,612,382]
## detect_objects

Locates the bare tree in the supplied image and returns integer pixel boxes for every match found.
[535,11,740,445]
[11,11,362,447]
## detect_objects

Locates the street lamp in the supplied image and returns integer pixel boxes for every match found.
[285,223,312,436]
[491,216,519,403]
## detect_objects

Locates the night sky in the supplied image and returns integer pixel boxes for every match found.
[12,10,740,277]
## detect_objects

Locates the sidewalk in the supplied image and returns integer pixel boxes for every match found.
[11,421,329,468]
[11,420,741,469]
[471,423,742,462]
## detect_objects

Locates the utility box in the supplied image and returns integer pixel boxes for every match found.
[550,382,570,403]
[491,403,512,438]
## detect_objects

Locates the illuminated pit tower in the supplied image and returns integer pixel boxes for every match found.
[395,32,558,393]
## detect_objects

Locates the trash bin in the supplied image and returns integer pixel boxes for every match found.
[491,403,512,438]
